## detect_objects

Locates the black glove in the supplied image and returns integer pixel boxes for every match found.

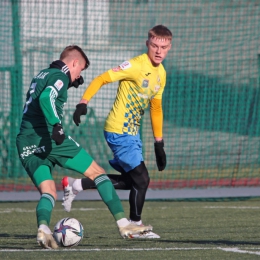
[73,103,87,126]
[154,140,166,171]
[51,123,65,145]
[71,76,84,88]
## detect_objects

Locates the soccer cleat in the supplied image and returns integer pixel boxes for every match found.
[37,229,58,249]
[128,221,160,239]
[129,231,160,239]
[61,176,78,212]
[118,223,153,238]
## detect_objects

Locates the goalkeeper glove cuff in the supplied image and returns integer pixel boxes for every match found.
[154,139,167,171]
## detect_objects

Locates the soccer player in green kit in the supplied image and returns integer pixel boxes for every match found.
[16,45,152,249]
[62,25,172,239]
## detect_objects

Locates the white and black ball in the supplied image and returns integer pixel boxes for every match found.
[53,217,84,247]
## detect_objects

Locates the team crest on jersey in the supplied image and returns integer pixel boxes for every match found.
[155,85,160,92]
[142,79,149,88]
[119,61,131,70]
[112,66,121,72]
[54,79,64,90]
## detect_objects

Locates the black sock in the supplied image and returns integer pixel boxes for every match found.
[81,178,96,190]
[81,173,132,190]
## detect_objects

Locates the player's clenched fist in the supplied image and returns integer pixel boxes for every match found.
[73,103,87,126]
[51,123,65,145]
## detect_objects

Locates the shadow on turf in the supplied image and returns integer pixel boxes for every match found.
[0,233,35,239]
[0,233,39,249]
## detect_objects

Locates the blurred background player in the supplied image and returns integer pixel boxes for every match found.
[16,45,152,249]
[62,25,172,238]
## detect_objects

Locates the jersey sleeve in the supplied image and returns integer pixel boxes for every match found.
[150,68,166,137]
[39,72,68,125]
[107,59,142,82]
[150,98,163,138]
[81,72,112,101]
[81,58,142,102]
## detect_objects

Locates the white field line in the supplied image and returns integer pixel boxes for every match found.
[1,247,260,256]
[219,247,260,256]
[1,206,260,214]
[0,248,211,252]
[203,206,260,209]
[0,208,108,213]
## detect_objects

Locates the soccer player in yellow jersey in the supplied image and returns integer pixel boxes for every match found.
[62,25,172,238]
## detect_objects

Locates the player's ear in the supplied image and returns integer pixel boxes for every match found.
[146,40,149,47]
[73,59,79,68]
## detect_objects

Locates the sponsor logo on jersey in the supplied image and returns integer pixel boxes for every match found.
[145,72,151,76]
[155,85,160,92]
[54,79,64,90]
[20,145,46,160]
[112,66,121,72]
[142,79,149,88]
[119,61,132,70]
[138,93,149,99]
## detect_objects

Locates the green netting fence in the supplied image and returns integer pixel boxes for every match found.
[0,0,260,195]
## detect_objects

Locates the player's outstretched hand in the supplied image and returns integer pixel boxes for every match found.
[154,140,166,171]
[51,123,65,145]
[73,103,87,126]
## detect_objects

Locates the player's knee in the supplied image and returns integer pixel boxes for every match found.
[140,174,150,190]
[128,162,150,189]
[83,160,106,180]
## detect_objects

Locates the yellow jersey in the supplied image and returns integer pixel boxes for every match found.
[104,53,166,135]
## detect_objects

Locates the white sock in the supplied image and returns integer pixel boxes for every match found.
[39,224,52,234]
[72,179,83,192]
[130,219,142,225]
[116,218,130,227]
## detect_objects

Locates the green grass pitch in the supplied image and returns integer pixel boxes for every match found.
[0,200,260,259]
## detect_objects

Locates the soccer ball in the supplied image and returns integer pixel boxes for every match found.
[53,217,84,247]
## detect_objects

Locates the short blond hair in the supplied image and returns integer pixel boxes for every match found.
[148,25,172,41]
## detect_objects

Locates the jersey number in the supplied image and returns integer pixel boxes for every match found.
[23,82,37,114]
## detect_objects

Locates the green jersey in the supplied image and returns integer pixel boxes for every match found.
[19,63,70,135]
[16,60,89,177]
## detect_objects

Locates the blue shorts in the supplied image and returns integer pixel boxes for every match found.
[104,131,143,173]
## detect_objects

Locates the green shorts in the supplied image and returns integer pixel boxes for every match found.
[16,133,93,185]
